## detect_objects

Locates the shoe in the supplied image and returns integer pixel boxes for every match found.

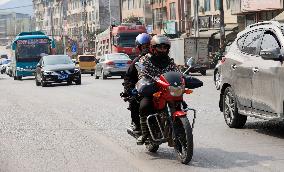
[130,123,141,135]
[137,135,147,145]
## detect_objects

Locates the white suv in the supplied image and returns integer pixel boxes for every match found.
[219,21,284,128]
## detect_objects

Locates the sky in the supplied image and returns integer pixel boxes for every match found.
[0,0,11,6]
[0,0,33,15]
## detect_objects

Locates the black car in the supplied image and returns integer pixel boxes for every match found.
[35,55,81,87]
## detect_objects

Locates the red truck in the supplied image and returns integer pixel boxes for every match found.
[95,24,147,60]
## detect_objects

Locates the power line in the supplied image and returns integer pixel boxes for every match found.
[0,4,32,11]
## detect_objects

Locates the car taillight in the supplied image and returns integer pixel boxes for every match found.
[106,61,114,65]
[127,60,132,64]
[221,57,226,64]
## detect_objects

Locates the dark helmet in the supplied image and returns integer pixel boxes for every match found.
[135,33,151,46]
[150,34,171,48]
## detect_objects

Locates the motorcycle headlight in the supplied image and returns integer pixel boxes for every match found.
[168,86,184,97]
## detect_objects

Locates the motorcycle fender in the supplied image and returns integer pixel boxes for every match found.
[173,111,187,120]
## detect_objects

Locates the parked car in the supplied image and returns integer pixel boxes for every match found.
[219,21,284,128]
[5,62,12,77]
[35,55,81,87]
[0,59,11,74]
[95,53,131,79]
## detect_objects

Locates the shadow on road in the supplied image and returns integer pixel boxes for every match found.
[245,120,284,139]
[191,147,273,169]
[145,146,273,169]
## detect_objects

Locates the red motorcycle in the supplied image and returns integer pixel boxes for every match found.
[127,64,203,164]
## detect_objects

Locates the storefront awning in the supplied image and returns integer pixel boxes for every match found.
[190,29,219,38]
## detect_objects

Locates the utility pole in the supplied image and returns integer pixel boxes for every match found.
[109,0,111,26]
[81,0,87,54]
[219,0,225,52]
[194,0,199,60]
[184,0,190,36]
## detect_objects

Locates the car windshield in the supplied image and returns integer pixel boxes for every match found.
[17,44,50,59]
[118,32,141,47]
[107,54,130,60]
[79,56,95,62]
[44,56,73,65]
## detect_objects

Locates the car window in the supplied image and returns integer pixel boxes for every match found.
[44,56,73,65]
[237,34,247,51]
[79,56,95,62]
[260,32,280,51]
[107,54,130,60]
[242,30,263,55]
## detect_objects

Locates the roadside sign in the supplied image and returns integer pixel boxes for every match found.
[71,44,77,53]
[147,25,153,33]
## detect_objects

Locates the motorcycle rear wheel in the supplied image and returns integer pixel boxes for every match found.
[173,116,193,164]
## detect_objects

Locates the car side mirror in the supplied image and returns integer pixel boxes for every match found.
[36,63,41,68]
[12,42,16,50]
[260,48,280,60]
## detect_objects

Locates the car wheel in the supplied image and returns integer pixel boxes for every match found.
[94,70,99,79]
[67,80,72,85]
[35,74,41,86]
[101,69,107,80]
[75,78,81,85]
[223,87,247,128]
[214,70,221,90]
[41,80,47,87]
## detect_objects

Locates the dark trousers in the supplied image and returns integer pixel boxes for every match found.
[139,96,154,136]
[129,99,140,127]
[139,96,154,118]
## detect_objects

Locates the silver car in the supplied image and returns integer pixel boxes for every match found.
[95,53,131,79]
[219,21,284,128]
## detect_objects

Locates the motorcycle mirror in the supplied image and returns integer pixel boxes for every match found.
[186,57,194,67]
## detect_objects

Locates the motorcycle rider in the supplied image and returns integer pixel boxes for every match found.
[137,34,179,145]
[122,33,152,134]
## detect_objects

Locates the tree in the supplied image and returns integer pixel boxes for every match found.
[123,15,142,25]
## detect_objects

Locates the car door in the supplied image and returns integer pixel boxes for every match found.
[251,30,282,115]
[231,29,264,109]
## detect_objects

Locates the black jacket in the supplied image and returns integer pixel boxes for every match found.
[123,55,141,94]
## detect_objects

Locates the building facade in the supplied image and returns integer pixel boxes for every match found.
[231,0,284,31]
[0,12,33,45]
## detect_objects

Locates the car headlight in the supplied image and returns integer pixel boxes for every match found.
[43,71,56,75]
[168,86,185,97]
[74,68,80,73]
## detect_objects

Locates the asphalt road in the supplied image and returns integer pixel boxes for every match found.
[0,70,284,172]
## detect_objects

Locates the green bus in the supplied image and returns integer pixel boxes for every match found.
[11,31,55,80]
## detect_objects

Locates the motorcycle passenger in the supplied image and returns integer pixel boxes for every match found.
[137,34,179,145]
[122,33,152,134]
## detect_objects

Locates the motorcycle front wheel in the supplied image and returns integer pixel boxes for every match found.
[173,116,193,164]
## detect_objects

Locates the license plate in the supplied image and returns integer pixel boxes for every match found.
[58,74,68,80]
[115,63,126,68]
